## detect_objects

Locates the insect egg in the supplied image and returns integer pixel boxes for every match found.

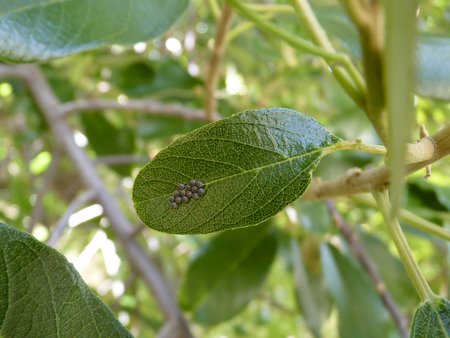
[171,202,178,209]
[179,190,186,196]
[191,186,198,193]
[175,196,181,204]
[178,183,185,190]
[173,190,180,197]
[192,193,199,200]
[195,181,203,188]
[190,179,196,186]
[169,196,175,202]
[186,191,192,198]
[198,188,205,196]
[181,196,188,203]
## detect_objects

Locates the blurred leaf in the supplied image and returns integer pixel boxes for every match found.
[0,0,189,61]
[410,298,450,338]
[321,243,392,338]
[385,0,417,215]
[179,222,278,325]
[29,151,52,175]
[0,223,132,337]
[360,232,418,308]
[416,36,450,100]
[114,58,202,98]
[291,239,331,337]
[133,108,340,234]
[295,201,332,234]
[81,114,136,176]
[136,115,203,141]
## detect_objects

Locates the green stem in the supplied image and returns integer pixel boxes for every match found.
[247,4,293,13]
[373,190,436,302]
[353,194,450,242]
[227,0,343,62]
[324,139,387,155]
[207,0,221,19]
[291,0,367,99]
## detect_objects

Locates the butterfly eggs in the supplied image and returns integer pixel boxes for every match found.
[169,179,205,208]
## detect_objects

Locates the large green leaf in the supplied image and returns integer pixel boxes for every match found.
[133,108,340,234]
[410,298,450,338]
[321,243,392,338]
[178,222,278,325]
[0,223,132,338]
[0,0,189,62]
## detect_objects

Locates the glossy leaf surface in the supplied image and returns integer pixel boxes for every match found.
[410,298,450,338]
[0,0,188,61]
[0,223,131,338]
[133,108,339,234]
[178,222,278,325]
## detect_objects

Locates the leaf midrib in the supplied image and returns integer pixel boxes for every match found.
[135,147,324,205]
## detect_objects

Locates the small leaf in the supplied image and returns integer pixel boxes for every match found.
[133,108,340,234]
[0,0,189,62]
[0,223,132,338]
[178,222,278,325]
[410,298,450,338]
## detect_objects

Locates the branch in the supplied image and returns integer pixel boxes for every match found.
[0,64,193,337]
[94,154,151,166]
[48,189,96,247]
[60,98,220,121]
[205,3,234,121]
[325,200,409,338]
[342,0,388,143]
[302,125,450,200]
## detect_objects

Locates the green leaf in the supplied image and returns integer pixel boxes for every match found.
[385,0,417,216]
[133,108,340,234]
[178,222,278,325]
[0,223,132,338]
[0,0,189,62]
[321,243,392,338]
[410,298,450,338]
[81,113,135,176]
[113,58,203,98]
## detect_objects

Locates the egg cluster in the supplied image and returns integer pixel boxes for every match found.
[169,179,205,209]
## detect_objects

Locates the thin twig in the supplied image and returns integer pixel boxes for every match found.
[94,154,151,166]
[48,189,97,247]
[0,64,193,338]
[325,199,409,338]
[205,3,234,121]
[60,98,220,121]
[420,125,431,178]
[352,194,450,242]
[29,150,61,232]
